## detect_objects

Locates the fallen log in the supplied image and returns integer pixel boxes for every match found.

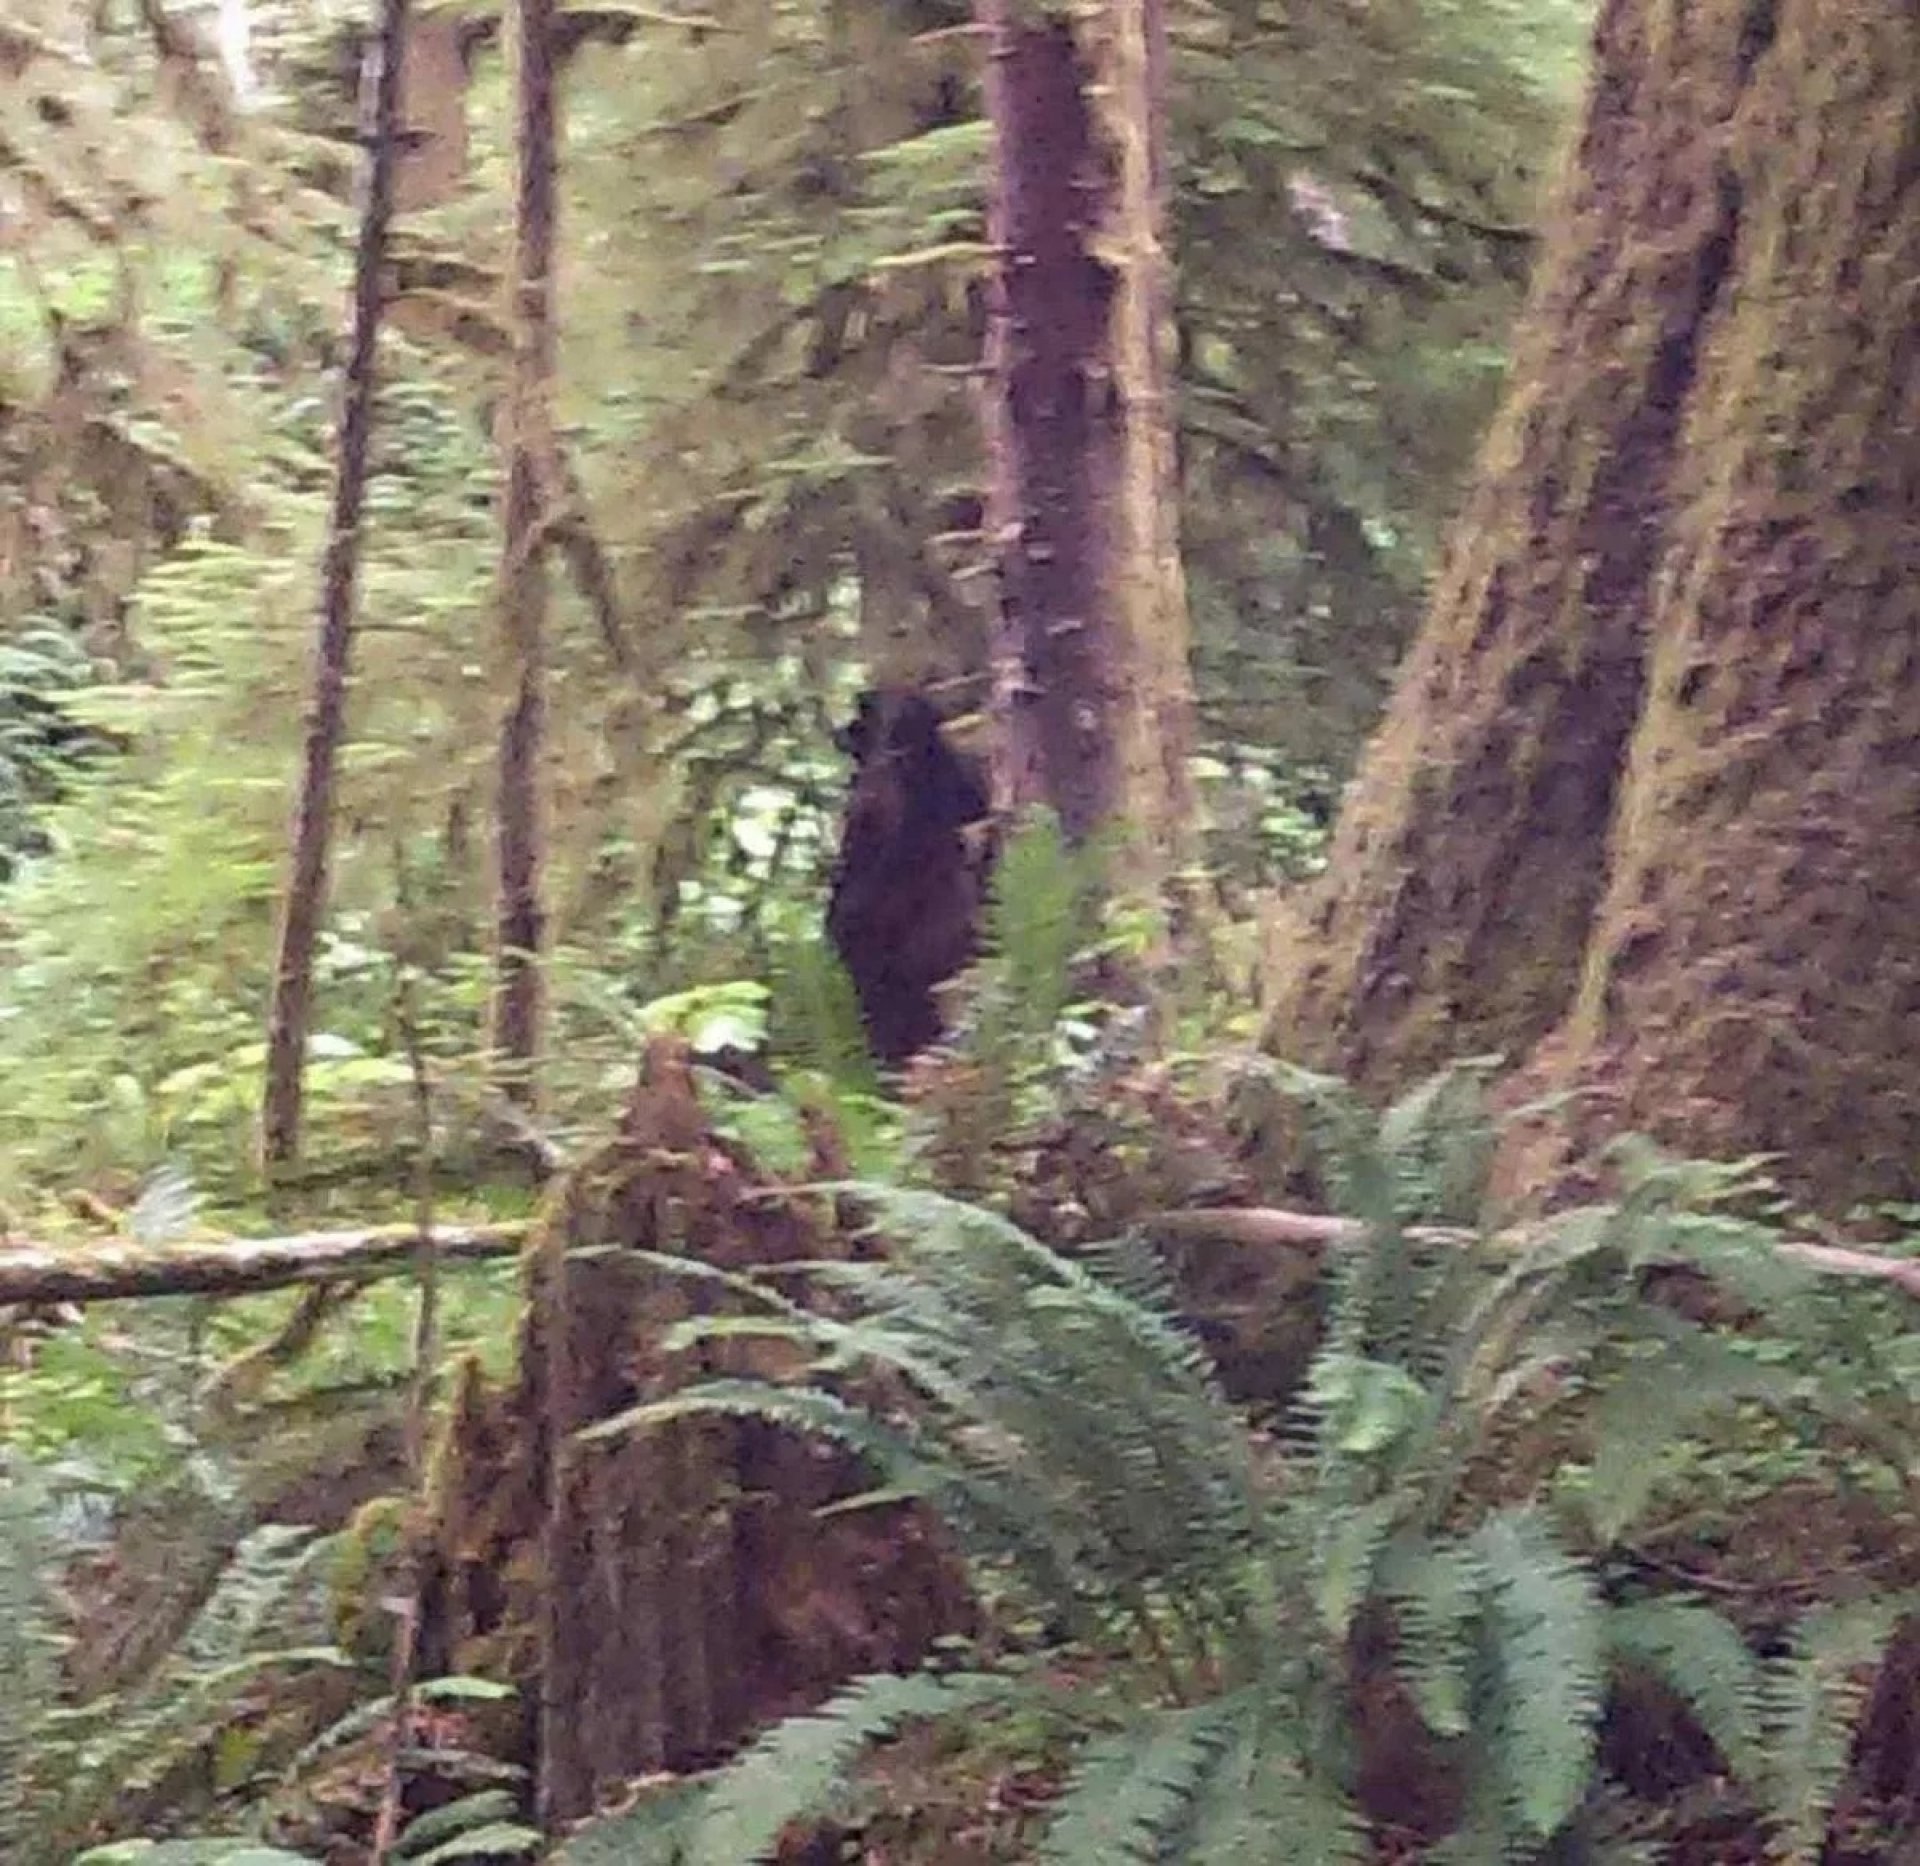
[11,1201,1918,1311]
[1142,1208,1920,1301]
[0,1221,527,1306]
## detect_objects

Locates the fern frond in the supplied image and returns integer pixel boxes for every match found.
[1381,1536,1487,1739]
[1175,1697,1365,1865]
[1761,1596,1912,1864]
[393,1790,538,1860]
[685,1669,1020,1866]
[1471,1509,1604,1844]
[175,1523,333,1668]
[578,1378,942,1487]
[1375,1056,1502,1226]
[549,1776,708,1866]
[772,940,882,1101]
[1582,1326,1794,1541]
[400,1821,542,1863]
[820,1190,1268,1610]
[1276,1063,1500,1377]
[35,1525,348,1855]
[1310,1494,1399,1639]
[1606,1596,1762,1781]
[1268,1062,1398,1236]
[975,807,1095,1045]
[1036,1702,1238,1865]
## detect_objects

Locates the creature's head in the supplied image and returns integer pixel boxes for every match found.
[834,687,944,767]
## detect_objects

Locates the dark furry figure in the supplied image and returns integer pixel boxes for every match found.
[826,687,993,1064]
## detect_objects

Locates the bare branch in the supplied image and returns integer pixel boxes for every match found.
[0,1222,524,1308]
[1143,1207,1920,1301]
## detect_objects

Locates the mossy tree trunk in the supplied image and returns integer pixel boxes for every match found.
[981,0,1195,894]
[260,0,408,1170]
[1266,0,1920,1215]
[1506,2,1920,1212]
[490,0,558,1103]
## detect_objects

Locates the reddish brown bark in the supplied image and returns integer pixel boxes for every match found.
[260,0,409,1170]
[490,0,559,1101]
[981,0,1194,887]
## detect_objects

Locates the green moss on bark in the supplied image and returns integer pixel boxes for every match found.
[1264,0,1774,1089]
[1508,1,1920,1214]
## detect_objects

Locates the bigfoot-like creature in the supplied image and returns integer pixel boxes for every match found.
[826,688,992,1064]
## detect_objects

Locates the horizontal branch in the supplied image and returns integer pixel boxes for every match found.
[0,1221,528,1307]
[20,1202,1915,1314]
[1144,1208,1920,1301]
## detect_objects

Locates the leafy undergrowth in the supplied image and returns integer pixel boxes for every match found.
[542,1066,1920,1865]
[20,942,1920,1863]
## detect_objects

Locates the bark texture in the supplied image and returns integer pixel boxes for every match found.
[260,0,408,1168]
[982,0,1194,886]
[413,1042,970,1826]
[1268,0,1920,1216]
[1505,1,1920,1212]
[1264,0,1765,1088]
[491,0,558,1101]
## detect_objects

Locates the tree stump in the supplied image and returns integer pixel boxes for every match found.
[414,1038,971,1824]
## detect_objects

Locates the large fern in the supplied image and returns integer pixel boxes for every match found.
[564,1069,1920,1860]
[29,1524,352,1863]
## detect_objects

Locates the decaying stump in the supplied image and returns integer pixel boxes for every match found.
[414,1038,971,1824]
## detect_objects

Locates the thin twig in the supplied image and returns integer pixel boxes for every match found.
[370,919,444,1862]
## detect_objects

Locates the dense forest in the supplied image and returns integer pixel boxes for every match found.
[4,0,1920,1859]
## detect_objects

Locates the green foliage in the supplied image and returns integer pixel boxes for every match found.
[0,1457,68,1849]
[389,1789,541,1862]
[548,1778,710,1866]
[16,1523,350,1866]
[975,808,1099,1050]
[690,1671,1018,1866]
[1170,1696,1370,1864]
[0,620,106,874]
[0,0,1588,1219]
[1760,1598,1912,1866]
[1469,1509,1606,1842]
[565,1073,1920,1860]
[1606,1597,1764,1781]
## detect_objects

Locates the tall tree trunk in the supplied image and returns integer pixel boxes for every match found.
[260,0,408,1171]
[1267,0,1920,1215]
[981,0,1195,894]
[1505,1,1920,1213]
[491,0,558,1104]
[1262,0,1762,1092]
